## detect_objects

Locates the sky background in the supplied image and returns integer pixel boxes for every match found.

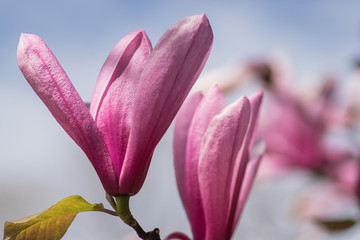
[1,1,360,239]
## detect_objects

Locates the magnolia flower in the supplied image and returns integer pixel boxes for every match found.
[17,14,213,196]
[242,60,357,180]
[259,94,327,172]
[167,86,263,240]
[257,78,360,181]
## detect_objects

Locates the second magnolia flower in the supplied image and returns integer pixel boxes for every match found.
[17,14,213,196]
[170,86,263,240]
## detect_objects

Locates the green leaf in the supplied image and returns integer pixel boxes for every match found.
[316,218,357,232]
[4,195,106,240]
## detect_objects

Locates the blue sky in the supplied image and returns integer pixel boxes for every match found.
[2,1,360,91]
[1,1,360,239]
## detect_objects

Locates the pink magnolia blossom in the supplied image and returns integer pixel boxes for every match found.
[17,14,213,196]
[259,92,327,172]
[167,86,263,240]
[262,90,358,181]
[249,61,357,180]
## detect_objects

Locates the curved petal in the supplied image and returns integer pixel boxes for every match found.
[183,86,225,240]
[120,14,214,195]
[247,92,264,150]
[232,150,264,233]
[90,30,152,181]
[198,97,251,240]
[17,33,118,195]
[225,91,263,237]
[164,232,191,240]
[90,30,152,118]
[173,91,203,209]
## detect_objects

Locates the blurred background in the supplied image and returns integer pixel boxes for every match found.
[1,1,360,239]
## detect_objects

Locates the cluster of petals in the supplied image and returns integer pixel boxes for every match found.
[17,14,213,196]
[247,61,357,181]
[167,85,263,240]
[250,61,360,214]
[259,92,328,172]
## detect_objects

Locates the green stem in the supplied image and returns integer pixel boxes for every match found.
[115,195,132,224]
[110,195,161,240]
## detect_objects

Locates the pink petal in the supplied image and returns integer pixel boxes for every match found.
[231,153,263,234]
[120,14,214,195]
[225,92,263,236]
[246,92,264,150]
[90,30,152,118]
[182,86,226,239]
[198,97,251,240]
[173,91,203,211]
[259,95,324,170]
[165,232,191,240]
[90,30,152,181]
[17,33,118,195]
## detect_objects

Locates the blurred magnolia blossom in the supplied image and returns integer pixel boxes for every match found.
[253,59,360,231]
[251,61,359,189]
[339,66,360,130]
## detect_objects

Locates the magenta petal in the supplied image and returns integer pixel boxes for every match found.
[90,30,152,118]
[198,97,251,240]
[246,92,264,150]
[225,91,263,236]
[90,30,152,182]
[120,14,214,195]
[174,91,203,209]
[231,153,263,234]
[17,33,118,195]
[165,232,191,240]
[183,86,226,240]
